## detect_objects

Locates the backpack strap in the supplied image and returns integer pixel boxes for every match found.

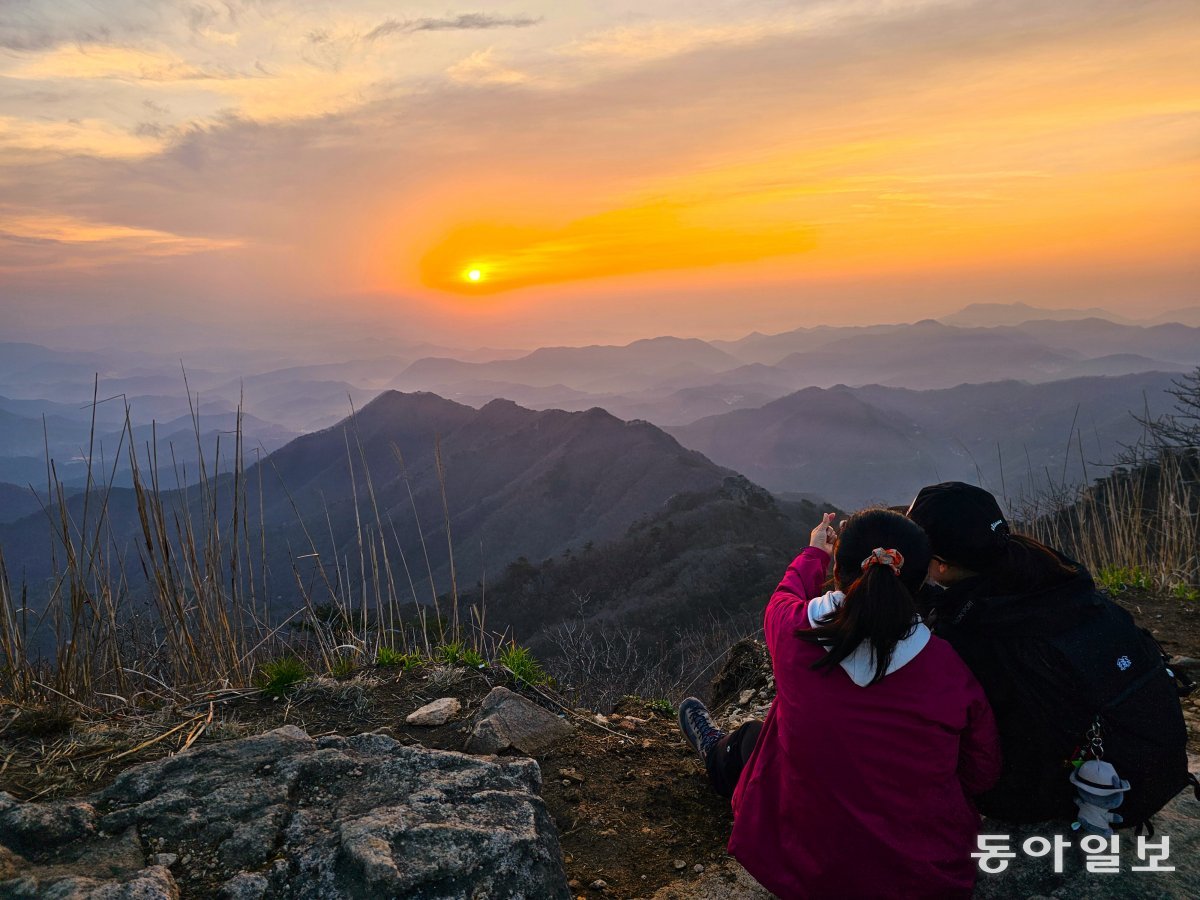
[1143,627,1194,697]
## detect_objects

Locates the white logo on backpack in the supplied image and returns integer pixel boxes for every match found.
[1116,656,1132,671]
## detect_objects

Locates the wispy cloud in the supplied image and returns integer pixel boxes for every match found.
[365,14,542,42]
[0,206,242,272]
[8,44,259,83]
[0,115,161,159]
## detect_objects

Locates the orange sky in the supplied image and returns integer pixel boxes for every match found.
[1,0,1197,346]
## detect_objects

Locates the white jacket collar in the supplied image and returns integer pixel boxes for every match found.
[806,590,930,687]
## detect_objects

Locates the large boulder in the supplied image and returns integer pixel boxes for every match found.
[0,726,569,899]
[465,687,575,756]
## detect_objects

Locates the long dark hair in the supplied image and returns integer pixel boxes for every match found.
[978,533,1080,594]
[797,509,931,684]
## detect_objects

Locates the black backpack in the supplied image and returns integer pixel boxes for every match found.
[1047,599,1192,829]
[939,585,1194,828]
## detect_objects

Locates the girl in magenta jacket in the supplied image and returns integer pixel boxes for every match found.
[679,509,1002,899]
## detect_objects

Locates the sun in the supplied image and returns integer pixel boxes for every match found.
[465,268,482,282]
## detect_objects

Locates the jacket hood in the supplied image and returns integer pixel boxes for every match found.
[807,591,931,687]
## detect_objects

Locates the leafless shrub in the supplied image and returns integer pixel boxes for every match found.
[544,595,762,710]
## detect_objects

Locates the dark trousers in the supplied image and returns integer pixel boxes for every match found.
[704,720,763,799]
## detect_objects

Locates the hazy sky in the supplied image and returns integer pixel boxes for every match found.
[1,0,1197,348]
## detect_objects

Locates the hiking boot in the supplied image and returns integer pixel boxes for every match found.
[678,696,724,760]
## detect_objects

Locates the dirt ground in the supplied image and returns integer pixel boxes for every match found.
[1,587,1197,899]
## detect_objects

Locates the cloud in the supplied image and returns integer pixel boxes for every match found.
[0,206,242,272]
[8,43,258,83]
[419,199,816,294]
[446,49,531,85]
[0,115,163,158]
[561,21,780,64]
[365,13,542,42]
[1,0,1195,331]
[0,0,158,52]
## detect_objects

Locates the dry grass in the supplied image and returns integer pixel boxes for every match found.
[1015,448,1199,594]
[0,380,489,718]
[0,696,253,801]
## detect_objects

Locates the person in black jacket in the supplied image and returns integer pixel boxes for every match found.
[906,481,1190,826]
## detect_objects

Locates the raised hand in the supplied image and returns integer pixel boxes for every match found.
[809,512,838,553]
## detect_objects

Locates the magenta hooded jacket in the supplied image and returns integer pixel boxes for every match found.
[728,547,1002,899]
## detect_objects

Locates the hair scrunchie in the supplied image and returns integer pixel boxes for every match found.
[861,547,904,576]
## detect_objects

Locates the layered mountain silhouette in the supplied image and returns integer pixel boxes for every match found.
[248,392,738,603]
[382,320,1200,424]
[938,302,1136,327]
[390,337,744,395]
[458,477,824,662]
[668,372,1181,508]
[2,392,745,634]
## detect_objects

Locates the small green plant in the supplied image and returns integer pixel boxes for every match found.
[645,698,675,717]
[498,643,549,686]
[375,646,404,667]
[1097,566,1154,594]
[329,655,356,678]
[433,642,486,669]
[435,641,465,665]
[461,648,486,669]
[1170,581,1199,602]
[256,656,309,698]
[376,647,425,671]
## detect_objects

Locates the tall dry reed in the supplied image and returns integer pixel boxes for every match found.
[0,382,481,712]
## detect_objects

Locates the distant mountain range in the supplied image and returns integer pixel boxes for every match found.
[939,302,1138,327]
[1,392,745,643]
[667,372,1180,508]
[4,302,1196,506]
[381,317,1199,425]
[940,302,1200,328]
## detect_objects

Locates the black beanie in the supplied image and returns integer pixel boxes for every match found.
[905,481,1011,570]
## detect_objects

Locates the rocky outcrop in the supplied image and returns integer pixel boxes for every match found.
[0,726,569,899]
[465,687,575,756]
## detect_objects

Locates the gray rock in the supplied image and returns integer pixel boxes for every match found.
[219,872,269,899]
[405,696,461,726]
[465,687,575,756]
[0,865,179,899]
[0,726,569,899]
[1170,656,1200,678]
[0,792,98,854]
[650,860,772,899]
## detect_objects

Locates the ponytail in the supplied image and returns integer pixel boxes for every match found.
[799,559,918,685]
[795,508,931,685]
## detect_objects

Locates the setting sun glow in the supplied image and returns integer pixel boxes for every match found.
[2,1,1196,341]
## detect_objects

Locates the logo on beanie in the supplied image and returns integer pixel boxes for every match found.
[990,519,1004,532]
[1116,655,1132,671]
